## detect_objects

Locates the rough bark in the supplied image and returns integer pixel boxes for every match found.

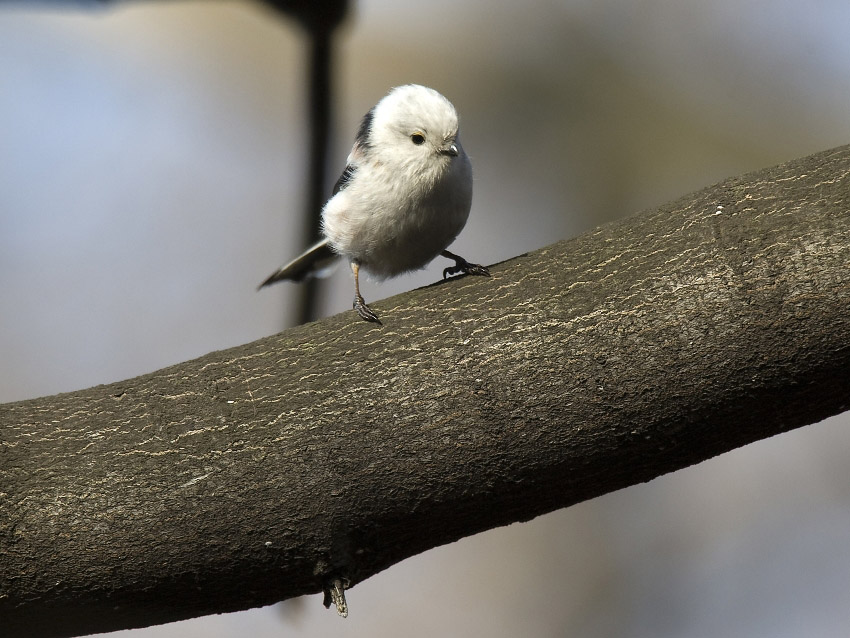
[2,145,850,637]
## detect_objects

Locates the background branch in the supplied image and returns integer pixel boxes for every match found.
[2,145,849,637]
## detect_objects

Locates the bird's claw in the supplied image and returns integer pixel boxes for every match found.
[353,294,382,325]
[443,257,491,279]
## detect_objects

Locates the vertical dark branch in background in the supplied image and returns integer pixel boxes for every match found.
[296,26,332,325]
[264,0,350,326]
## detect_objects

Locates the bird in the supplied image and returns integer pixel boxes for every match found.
[259,84,489,324]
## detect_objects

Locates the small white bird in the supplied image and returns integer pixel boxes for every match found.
[259,84,489,324]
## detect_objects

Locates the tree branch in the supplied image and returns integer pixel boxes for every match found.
[3,145,850,637]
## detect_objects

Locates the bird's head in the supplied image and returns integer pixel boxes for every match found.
[365,84,466,174]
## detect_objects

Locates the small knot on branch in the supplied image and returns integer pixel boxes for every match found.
[322,577,350,618]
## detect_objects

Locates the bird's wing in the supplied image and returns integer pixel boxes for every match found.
[332,163,357,195]
[331,106,374,195]
[258,238,340,289]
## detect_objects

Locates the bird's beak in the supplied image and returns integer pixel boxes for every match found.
[440,143,459,157]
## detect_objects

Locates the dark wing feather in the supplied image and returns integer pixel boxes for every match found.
[332,163,357,195]
[331,107,374,195]
[354,106,375,152]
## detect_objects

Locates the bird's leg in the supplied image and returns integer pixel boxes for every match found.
[351,261,382,324]
[441,249,491,279]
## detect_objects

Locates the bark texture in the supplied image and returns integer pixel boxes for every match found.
[2,145,850,637]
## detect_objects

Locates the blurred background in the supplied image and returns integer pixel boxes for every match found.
[2,0,850,636]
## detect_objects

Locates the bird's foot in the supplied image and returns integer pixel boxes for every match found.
[442,251,491,279]
[353,294,382,325]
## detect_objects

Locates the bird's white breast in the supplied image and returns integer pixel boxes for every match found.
[322,149,472,279]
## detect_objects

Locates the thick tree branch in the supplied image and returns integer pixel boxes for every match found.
[2,145,850,637]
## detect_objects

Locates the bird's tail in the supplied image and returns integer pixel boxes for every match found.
[258,238,340,289]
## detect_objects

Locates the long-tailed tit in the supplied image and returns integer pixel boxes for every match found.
[259,84,489,324]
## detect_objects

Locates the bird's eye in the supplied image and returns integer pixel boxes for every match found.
[410,132,426,145]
